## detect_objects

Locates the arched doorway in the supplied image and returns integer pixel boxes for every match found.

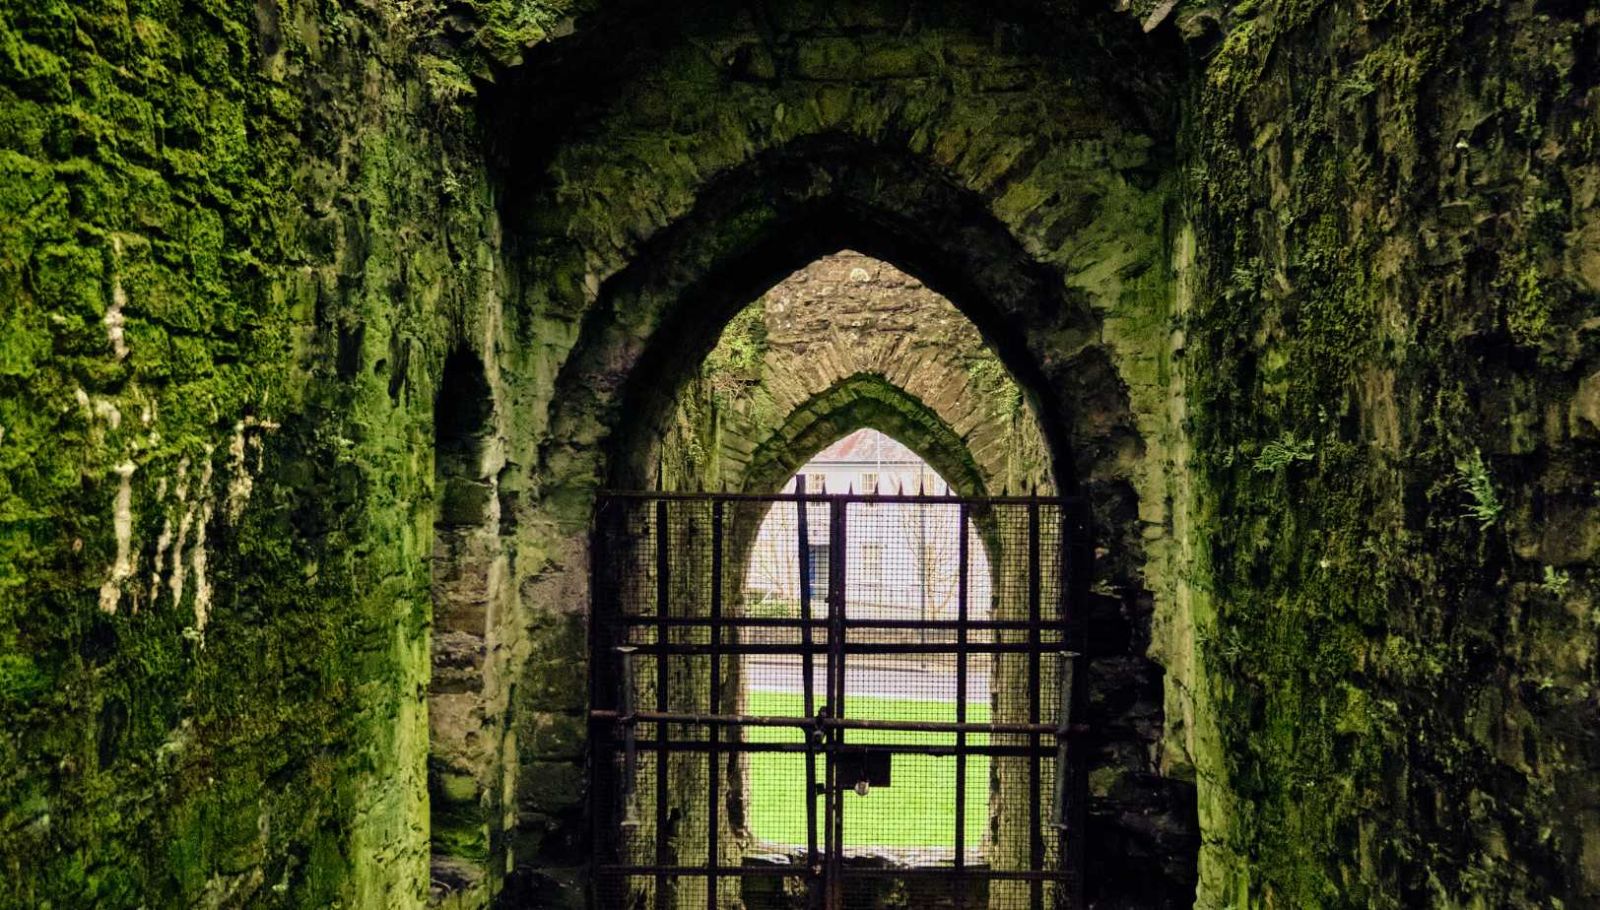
[580,244,1091,907]
[537,155,1186,899]
[473,6,1197,902]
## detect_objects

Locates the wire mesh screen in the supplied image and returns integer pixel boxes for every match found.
[590,492,1087,910]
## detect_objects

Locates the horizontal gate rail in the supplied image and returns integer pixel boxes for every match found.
[596,865,1074,881]
[610,738,1065,757]
[595,489,1083,506]
[591,708,1088,737]
[617,615,1070,630]
[609,641,1066,655]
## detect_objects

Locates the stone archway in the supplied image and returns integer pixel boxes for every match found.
[475,5,1195,904]
[537,136,1106,498]
[660,249,1051,500]
[503,143,1191,905]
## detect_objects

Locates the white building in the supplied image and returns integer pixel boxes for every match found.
[743,429,992,623]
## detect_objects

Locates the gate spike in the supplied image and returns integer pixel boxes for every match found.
[918,476,925,496]
[847,481,854,495]
[897,478,904,496]
[656,449,665,492]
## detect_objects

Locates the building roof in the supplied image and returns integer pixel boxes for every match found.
[808,428,925,467]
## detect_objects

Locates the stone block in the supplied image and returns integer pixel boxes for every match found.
[438,477,494,526]
[518,760,585,818]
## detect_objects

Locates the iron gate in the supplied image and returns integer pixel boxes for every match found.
[589,486,1088,909]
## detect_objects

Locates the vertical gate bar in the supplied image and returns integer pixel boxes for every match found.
[1065,503,1088,909]
[795,478,820,905]
[955,502,970,907]
[620,645,640,805]
[1053,650,1078,908]
[655,498,670,910]
[1053,506,1071,908]
[708,500,723,909]
[826,496,848,909]
[588,495,614,910]
[1027,502,1043,910]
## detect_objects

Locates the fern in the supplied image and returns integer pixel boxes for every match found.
[1454,448,1503,528]
[1252,432,1314,473]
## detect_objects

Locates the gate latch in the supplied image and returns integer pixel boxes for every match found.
[834,749,892,794]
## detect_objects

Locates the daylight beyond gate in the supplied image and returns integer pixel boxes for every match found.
[589,486,1090,909]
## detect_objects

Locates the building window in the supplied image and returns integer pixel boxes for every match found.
[860,472,879,494]
[806,543,830,600]
[800,472,828,494]
[859,542,883,579]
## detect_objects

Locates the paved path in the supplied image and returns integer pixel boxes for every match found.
[744,655,988,702]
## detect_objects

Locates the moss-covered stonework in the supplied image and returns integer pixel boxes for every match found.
[0,0,519,906]
[1179,2,1600,907]
[496,4,1193,903]
[4,0,1596,908]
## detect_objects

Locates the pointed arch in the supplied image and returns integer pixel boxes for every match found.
[740,373,989,498]
[537,134,1107,507]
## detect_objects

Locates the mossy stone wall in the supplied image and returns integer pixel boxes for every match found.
[0,0,525,906]
[1181,2,1600,907]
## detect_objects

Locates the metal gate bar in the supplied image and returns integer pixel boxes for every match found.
[796,478,819,903]
[590,490,1089,910]
[707,500,723,910]
[1028,502,1043,910]
[655,499,670,910]
[954,499,970,909]
[825,494,845,910]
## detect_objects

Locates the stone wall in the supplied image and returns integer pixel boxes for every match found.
[496,3,1195,903]
[0,0,521,906]
[1177,2,1600,907]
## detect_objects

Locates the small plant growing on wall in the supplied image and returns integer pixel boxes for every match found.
[1252,431,1315,473]
[1454,448,1503,528]
[1540,566,1571,598]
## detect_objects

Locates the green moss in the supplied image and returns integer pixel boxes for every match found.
[0,0,475,903]
[1187,2,1593,906]
[963,347,1024,422]
[1453,448,1502,529]
[702,299,768,408]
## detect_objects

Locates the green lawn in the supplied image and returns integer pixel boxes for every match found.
[744,691,989,850]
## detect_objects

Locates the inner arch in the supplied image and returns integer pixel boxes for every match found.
[653,250,1054,512]
[536,136,1095,501]
[741,374,992,500]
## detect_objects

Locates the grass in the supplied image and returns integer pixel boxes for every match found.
[744,691,989,850]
